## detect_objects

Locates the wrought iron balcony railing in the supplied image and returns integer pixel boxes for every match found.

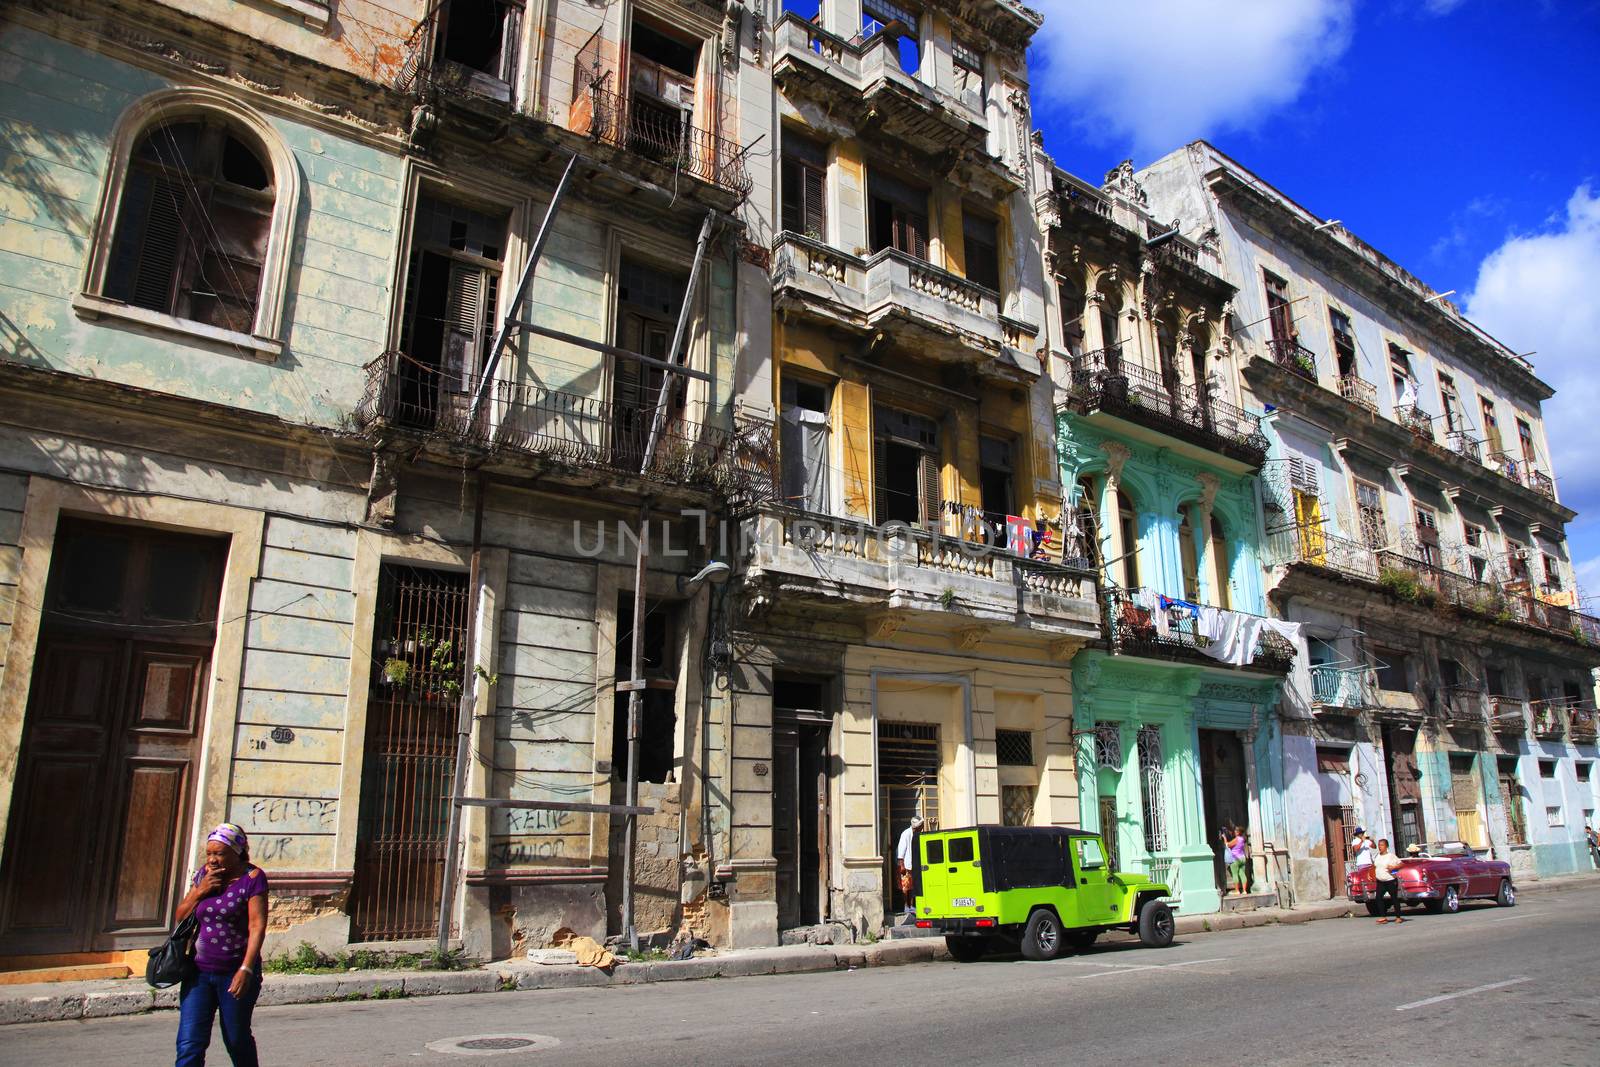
[1530,698,1568,739]
[1394,403,1434,442]
[1265,338,1318,381]
[1527,468,1556,500]
[1569,703,1598,742]
[1436,685,1486,726]
[1310,664,1370,710]
[1104,589,1295,673]
[1445,430,1483,464]
[1488,696,1527,734]
[1265,527,1380,582]
[356,350,776,505]
[582,84,751,195]
[1067,348,1267,464]
[1339,374,1378,413]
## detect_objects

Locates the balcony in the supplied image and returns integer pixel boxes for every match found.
[1445,430,1483,465]
[1531,698,1567,740]
[577,83,751,196]
[1569,703,1598,743]
[1339,374,1378,413]
[744,507,1100,635]
[1436,685,1486,728]
[1489,696,1527,734]
[355,350,776,504]
[1065,348,1267,467]
[1264,339,1317,381]
[1104,589,1296,673]
[771,14,992,165]
[1265,527,1381,582]
[770,233,1037,374]
[1394,404,1435,443]
[1310,664,1370,712]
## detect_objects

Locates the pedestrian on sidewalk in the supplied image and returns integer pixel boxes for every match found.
[1585,822,1599,869]
[896,815,923,924]
[1220,824,1249,897]
[1371,838,1405,925]
[173,823,269,1067]
[1350,827,1375,873]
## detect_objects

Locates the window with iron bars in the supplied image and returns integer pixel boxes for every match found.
[995,729,1033,767]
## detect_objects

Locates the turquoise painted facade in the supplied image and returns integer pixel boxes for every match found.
[1059,411,1288,916]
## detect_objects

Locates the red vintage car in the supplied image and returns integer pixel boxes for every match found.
[1346,843,1516,915]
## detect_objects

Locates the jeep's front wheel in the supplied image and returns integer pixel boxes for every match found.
[1138,901,1175,948]
[1020,909,1063,961]
[944,936,989,963]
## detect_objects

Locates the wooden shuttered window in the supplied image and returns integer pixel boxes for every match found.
[873,406,940,527]
[105,121,272,333]
[962,211,1000,292]
[781,136,828,238]
[868,169,930,261]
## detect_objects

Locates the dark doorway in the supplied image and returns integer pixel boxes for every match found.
[1381,725,1426,851]
[878,722,939,918]
[0,518,225,955]
[1199,729,1250,893]
[349,564,468,943]
[773,677,831,931]
[1322,805,1350,899]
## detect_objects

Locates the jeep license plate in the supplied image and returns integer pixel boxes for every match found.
[952,897,975,907]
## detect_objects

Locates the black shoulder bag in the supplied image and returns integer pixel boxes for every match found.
[146,914,199,988]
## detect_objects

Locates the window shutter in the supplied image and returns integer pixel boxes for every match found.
[442,262,484,391]
[804,165,826,238]
[874,435,889,524]
[780,158,802,234]
[131,174,186,313]
[919,449,941,527]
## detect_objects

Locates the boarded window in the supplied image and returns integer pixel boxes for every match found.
[105,120,273,333]
[1316,746,1350,775]
[781,135,828,238]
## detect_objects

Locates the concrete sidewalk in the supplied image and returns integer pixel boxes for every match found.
[5,869,1592,1027]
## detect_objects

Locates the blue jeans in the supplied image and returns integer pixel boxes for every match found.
[176,970,260,1067]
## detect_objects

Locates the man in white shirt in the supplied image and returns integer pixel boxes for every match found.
[1372,838,1406,924]
[895,815,924,923]
[1350,828,1375,871]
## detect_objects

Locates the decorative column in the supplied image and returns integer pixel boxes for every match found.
[1100,441,1131,587]
[1195,472,1222,605]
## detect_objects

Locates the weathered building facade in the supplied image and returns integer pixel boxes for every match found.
[733,0,1101,943]
[1140,143,1600,904]
[0,0,777,969]
[1037,159,1296,916]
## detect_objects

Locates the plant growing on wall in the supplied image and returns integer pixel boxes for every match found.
[382,627,498,700]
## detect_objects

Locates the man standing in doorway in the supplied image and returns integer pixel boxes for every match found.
[896,815,924,924]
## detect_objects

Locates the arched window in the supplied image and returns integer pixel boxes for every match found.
[78,89,300,359]
[105,120,272,333]
[1117,489,1140,590]
[1210,513,1232,610]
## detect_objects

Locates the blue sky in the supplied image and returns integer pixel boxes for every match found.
[1027,0,1600,599]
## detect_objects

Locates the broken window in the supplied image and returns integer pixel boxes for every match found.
[978,435,1015,534]
[873,406,940,527]
[1070,476,1100,567]
[780,376,832,514]
[1375,649,1409,693]
[1486,666,1506,696]
[612,594,680,784]
[1263,270,1293,344]
[781,134,828,238]
[1329,308,1357,379]
[1438,372,1463,432]
[867,170,929,261]
[435,0,523,88]
[952,36,984,107]
[1480,396,1502,453]
[1542,554,1562,591]
[105,120,273,334]
[1389,345,1417,407]
[628,18,700,161]
[1516,418,1538,463]
[1506,540,1531,584]
[962,210,1000,292]
[1413,504,1439,568]
[396,192,508,427]
[612,256,689,465]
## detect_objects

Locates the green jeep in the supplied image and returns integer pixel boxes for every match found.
[911,826,1176,962]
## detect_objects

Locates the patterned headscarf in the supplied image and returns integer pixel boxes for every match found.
[207,822,250,862]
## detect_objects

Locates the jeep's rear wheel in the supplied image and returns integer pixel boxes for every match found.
[1065,929,1098,950]
[1138,901,1175,948]
[1496,879,1516,907]
[1020,910,1063,961]
[944,936,990,963]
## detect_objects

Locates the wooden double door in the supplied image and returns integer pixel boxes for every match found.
[0,519,224,955]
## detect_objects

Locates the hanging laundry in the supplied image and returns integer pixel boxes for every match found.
[1006,514,1029,555]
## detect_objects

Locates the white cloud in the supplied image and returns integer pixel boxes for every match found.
[1029,0,1355,153]
[1462,184,1600,568]
[1422,0,1467,13]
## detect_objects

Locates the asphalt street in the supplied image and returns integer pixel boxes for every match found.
[9,881,1599,1067]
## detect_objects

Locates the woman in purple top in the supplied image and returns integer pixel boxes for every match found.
[173,822,269,1067]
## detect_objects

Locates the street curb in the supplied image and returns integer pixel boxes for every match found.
[3,871,1593,1025]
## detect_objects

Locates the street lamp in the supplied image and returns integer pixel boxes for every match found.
[677,560,731,593]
